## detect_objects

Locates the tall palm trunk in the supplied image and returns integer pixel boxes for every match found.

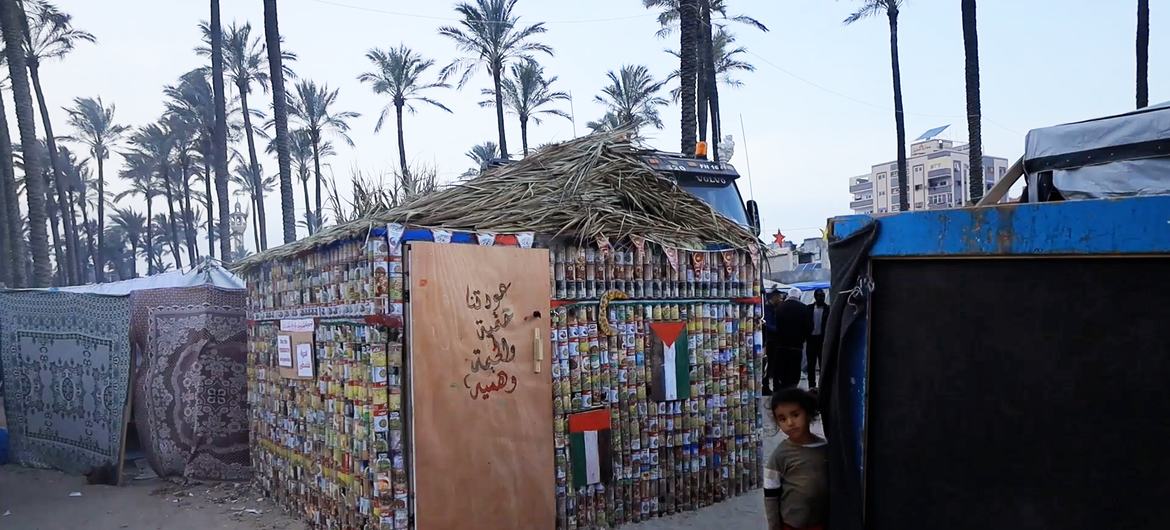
[95,156,106,282]
[0,0,50,286]
[264,0,296,244]
[1137,0,1150,109]
[0,90,25,287]
[145,195,154,275]
[160,165,184,270]
[888,6,909,212]
[128,238,138,278]
[202,140,215,257]
[250,201,260,251]
[28,62,80,284]
[695,1,712,152]
[0,168,9,285]
[679,0,698,155]
[43,177,65,283]
[210,0,232,260]
[491,62,509,159]
[962,0,984,203]
[79,192,96,282]
[238,85,268,250]
[301,172,312,234]
[700,2,721,160]
[519,115,529,155]
[312,135,323,229]
[179,155,198,261]
[66,186,85,280]
[395,101,410,174]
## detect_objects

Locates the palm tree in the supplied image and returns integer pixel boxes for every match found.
[1137,0,1150,109]
[230,161,277,251]
[645,0,766,156]
[63,96,126,282]
[127,123,184,271]
[109,206,144,278]
[100,225,130,280]
[479,59,568,155]
[594,65,669,134]
[359,44,451,175]
[263,0,296,244]
[209,0,231,261]
[166,113,202,261]
[586,111,624,133]
[13,140,66,282]
[667,27,754,99]
[166,69,219,257]
[961,0,983,203]
[465,141,499,174]
[22,0,94,283]
[0,83,26,287]
[438,0,552,159]
[199,21,294,251]
[269,128,330,235]
[286,79,358,230]
[148,214,178,272]
[2,0,53,286]
[115,154,158,274]
[845,0,908,212]
[58,147,96,281]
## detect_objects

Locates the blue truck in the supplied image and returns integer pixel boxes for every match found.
[822,107,1170,529]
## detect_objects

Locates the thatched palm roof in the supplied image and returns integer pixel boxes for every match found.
[235,131,759,272]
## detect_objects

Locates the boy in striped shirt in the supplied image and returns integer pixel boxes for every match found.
[764,388,828,530]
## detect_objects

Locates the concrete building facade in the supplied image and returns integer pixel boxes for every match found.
[849,138,1010,214]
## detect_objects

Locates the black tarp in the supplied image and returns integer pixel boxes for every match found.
[821,220,877,530]
[866,257,1170,529]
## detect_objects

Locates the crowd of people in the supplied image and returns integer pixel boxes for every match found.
[762,287,830,394]
[762,287,831,530]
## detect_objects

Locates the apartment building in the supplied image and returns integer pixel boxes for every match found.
[849,138,1010,214]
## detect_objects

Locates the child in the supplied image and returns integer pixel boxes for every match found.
[765,388,828,530]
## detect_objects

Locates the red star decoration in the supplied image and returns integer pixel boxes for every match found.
[772,230,786,246]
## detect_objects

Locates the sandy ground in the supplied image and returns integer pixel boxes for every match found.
[0,465,303,530]
[1,397,815,530]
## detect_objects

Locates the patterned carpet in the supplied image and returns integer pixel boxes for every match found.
[0,291,132,476]
[129,286,250,481]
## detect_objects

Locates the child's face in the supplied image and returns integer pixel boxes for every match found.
[773,402,811,441]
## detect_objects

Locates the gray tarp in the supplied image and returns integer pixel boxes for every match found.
[1025,103,1170,199]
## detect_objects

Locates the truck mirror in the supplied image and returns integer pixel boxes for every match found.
[746,200,761,236]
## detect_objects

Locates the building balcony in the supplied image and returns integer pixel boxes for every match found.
[850,198,874,210]
[849,181,872,193]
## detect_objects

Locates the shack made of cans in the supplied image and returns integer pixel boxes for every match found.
[239,133,765,529]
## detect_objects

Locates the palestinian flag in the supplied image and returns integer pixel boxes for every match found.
[568,409,612,488]
[649,321,690,402]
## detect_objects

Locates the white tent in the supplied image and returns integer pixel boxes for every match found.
[49,259,244,295]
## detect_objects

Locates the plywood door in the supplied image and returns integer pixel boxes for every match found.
[406,242,554,530]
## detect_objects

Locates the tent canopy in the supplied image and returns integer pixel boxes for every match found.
[47,260,244,296]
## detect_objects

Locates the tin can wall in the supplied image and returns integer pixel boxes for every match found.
[246,234,407,530]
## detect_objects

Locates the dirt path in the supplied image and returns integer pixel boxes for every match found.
[1,398,806,529]
[0,465,302,530]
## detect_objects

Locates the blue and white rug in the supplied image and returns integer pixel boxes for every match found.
[0,291,132,476]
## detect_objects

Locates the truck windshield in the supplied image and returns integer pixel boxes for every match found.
[678,181,749,227]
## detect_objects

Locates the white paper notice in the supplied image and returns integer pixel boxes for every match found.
[295,343,314,377]
[277,336,293,367]
[280,318,316,333]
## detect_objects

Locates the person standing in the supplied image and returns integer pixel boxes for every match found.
[763,289,785,395]
[806,289,830,391]
[775,288,812,389]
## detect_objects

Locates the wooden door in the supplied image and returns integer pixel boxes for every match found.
[406,242,554,529]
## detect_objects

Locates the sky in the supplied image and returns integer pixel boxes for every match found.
[23,0,1169,254]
